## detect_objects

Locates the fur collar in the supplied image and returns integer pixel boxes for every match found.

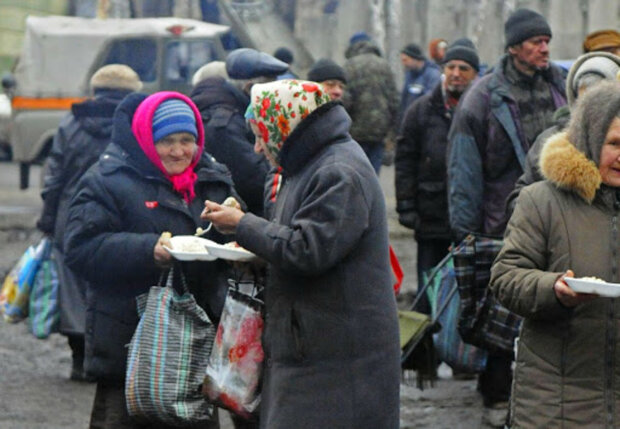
[539,132,601,203]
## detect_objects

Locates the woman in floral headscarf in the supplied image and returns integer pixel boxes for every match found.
[202,79,401,429]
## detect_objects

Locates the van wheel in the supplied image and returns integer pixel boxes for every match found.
[19,162,30,189]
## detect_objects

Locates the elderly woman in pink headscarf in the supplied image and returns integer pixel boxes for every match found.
[202,79,400,429]
[65,90,241,428]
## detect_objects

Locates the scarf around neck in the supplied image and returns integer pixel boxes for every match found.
[131,91,205,203]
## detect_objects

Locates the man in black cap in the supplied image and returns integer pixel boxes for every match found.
[446,8,567,427]
[307,58,347,101]
[399,42,441,124]
[395,38,478,318]
[190,48,288,218]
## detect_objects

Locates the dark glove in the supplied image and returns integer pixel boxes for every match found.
[398,211,420,230]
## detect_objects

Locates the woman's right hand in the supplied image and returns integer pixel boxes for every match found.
[554,270,597,307]
[154,232,173,268]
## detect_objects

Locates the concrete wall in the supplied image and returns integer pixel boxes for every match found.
[293,0,620,83]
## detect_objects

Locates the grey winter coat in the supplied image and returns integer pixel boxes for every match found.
[447,54,566,238]
[491,132,620,428]
[235,102,401,429]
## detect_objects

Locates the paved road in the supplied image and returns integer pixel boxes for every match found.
[0,162,487,428]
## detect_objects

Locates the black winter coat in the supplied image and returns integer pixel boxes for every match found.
[38,89,131,335]
[395,83,452,240]
[64,93,238,383]
[191,77,270,217]
[237,102,401,429]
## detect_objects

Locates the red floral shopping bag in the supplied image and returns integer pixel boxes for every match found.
[202,282,264,419]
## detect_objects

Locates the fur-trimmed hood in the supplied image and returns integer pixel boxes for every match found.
[539,131,601,203]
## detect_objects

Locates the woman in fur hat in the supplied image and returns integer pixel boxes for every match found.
[490,81,620,427]
[201,79,401,429]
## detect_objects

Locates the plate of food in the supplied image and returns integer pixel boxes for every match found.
[202,240,256,262]
[564,277,620,297]
[164,235,217,261]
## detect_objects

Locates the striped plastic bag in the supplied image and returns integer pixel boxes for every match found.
[28,242,60,339]
[125,267,216,426]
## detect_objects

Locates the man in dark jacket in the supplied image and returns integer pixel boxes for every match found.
[398,43,441,124]
[396,39,479,313]
[37,64,142,381]
[190,49,288,218]
[446,9,567,426]
[343,36,399,174]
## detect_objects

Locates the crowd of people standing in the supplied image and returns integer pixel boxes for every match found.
[30,5,620,428]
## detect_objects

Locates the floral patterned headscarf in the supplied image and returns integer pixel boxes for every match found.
[246,79,330,164]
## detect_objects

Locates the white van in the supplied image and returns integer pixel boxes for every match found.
[2,15,232,188]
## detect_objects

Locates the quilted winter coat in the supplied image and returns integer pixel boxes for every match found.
[491,132,620,428]
[64,93,239,383]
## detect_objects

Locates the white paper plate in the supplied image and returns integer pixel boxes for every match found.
[202,240,256,262]
[163,236,217,261]
[564,277,620,298]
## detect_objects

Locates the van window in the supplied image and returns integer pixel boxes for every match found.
[164,40,216,85]
[102,39,157,82]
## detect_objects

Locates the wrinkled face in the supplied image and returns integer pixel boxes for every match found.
[155,132,197,175]
[400,54,424,71]
[443,60,477,94]
[250,121,278,167]
[598,117,620,187]
[321,79,345,101]
[509,35,551,74]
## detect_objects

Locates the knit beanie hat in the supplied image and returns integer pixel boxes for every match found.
[90,64,142,92]
[566,52,620,106]
[132,92,204,203]
[273,47,294,65]
[567,81,620,167]
[401,43,424,60]
[152,99,198,143]
[247,79,330,165]
[583,29,620,53]
[443,38,480,71]
[504,8,552,48]
[307,58,347,84]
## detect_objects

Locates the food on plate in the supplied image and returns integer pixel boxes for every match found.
[579,276,605,283]
[174,237,208,253]
[161,231,172,240]
[224,241,248,252]
[222,196,241,210]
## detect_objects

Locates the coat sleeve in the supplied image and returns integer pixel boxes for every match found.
[447,105,484,239]
[37,116,73,234]
[236,164,370,277]
[64,172,160,284]
[490,188,572,320]
[395,101,422,214]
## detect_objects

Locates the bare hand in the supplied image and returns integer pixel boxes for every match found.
[554,269,598,307]
[154,232,173,268]
[201,200,245,235]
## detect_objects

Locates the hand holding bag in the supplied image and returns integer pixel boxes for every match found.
[202,280,264,419]
[125,266,216,426]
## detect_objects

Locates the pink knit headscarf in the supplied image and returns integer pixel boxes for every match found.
[131,91,205,203]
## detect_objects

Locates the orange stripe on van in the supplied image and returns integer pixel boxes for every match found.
[11,97,87,110]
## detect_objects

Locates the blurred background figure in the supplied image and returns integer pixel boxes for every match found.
[273,46,297,79]
[343,32,399,174]
[190,48,288,218]
[583,29,620,56]
[37,64,142,382]
[307,58,347,101]
[428,37,448,66]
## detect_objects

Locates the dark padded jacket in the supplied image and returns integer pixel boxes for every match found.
[64,93,238,383]
[191,77,270,217]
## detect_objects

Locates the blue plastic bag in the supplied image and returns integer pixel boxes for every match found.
[28,240,60,338]
[1,238,48,323]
